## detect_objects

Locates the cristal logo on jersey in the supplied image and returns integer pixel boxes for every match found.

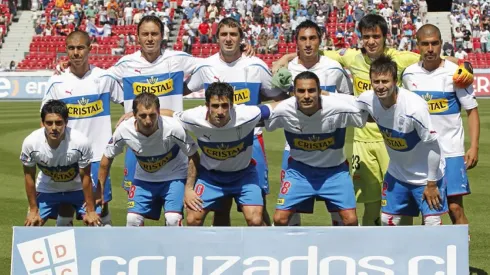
[293,135,335,151]
[16,230,78,275]
[233,88,251,104]
[38,163,79,182]
[353,76,372,93]
[202,142,246,160]
[66,97,104,119]
[423,92,449,113]
[381,129,408,150]
[133,76,174,96]
[136,151,175,173]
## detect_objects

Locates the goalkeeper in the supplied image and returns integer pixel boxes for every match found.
[273,14,474,226]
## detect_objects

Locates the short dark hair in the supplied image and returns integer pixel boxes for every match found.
[295,20,322,42]
[370,54,398,81]
[217,17,244,39]
[416,24,442,41]
[66,30,91,46]
[358,14,388,38]
[41,100,69,122]
[137,15,164,36]
[293,71,321,91]
[132,93,160,115]
[205,82,234,104]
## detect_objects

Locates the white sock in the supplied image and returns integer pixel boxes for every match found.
[126,213,144,226]
[101,212,112,226]
[381,213,402,226]
[56,216,74,227]
[424,215,442,226]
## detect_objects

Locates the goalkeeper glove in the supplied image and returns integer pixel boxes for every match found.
[453,61,474,89]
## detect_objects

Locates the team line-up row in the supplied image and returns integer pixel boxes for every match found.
[20,14,479,228]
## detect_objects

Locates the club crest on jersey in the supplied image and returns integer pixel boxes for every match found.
[66,97,104,119]
[233,87,251,104]
[38,164,79,182]
[133,76,174,96]
[293,135,335,151]
[202,142,246,160]
[422,93,448,114]
[381,129,408,150]
[136,151,174,173]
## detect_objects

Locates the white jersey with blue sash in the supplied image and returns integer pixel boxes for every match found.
[174,105,270,173]
[20,128,93,193]
[356,88,445,185]
[109,50,197,113]
[42,66,123,162]
[104,116,198,182]
[287,56,353,94]
[266,95,366,168]
[402,61,478,157]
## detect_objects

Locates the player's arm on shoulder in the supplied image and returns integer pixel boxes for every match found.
[263,102,285,131]
[107,58,127,82]
[172,121,198,156]
[104,73,124,104]
[336,67,354,95]
[173,107,202,131]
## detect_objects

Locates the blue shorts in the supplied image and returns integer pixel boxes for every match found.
[127,178,185,220]
[253,134,269,194]
[195,164,264,210]
[280,147,290,183]
[382,173,448,217]
[277,160,356,213]
[122,149,137,192]
[445,156,471,197]
[91,161,112,203]
[36,191,101,221]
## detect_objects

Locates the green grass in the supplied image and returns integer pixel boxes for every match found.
[0,100,489,273]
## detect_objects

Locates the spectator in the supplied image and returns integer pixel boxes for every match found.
[133,9,143,24]
[418,0,428,22]
[108,7,117,25]
[481,27,489,53]
[163,22,170,48]
[124,3,133,25]
[266,33,278,53]
[208,3,219,19]
[454,27,464,49]
[354,4,364,24]
[271,1,283,24]
[257,29,268,53]
[99,7,108,24]
[198,18,210,43]
[443,41,455,57]
[282,21,293,43]
[316,10,326,33]
[231,8,241,22]
[455,46,468,59]
[111,34,126,55]
[462,25,473,51]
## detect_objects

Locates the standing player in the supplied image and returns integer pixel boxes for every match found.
[357,55,447,226]
[22,100,100,226]
[273,14,473,226]
[185,17,288,226]
[273,20,353,226]
[266,72,364,226]
[42,30,124,226]
[402,25,479,226]
[170,83,278,226]
[98,93,199,226]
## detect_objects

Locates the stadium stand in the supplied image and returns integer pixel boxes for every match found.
[7,0,490,70]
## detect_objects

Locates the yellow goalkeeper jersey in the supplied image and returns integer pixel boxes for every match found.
[323,48,420,142]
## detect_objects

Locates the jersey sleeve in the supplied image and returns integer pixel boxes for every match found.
[173,106,204,131]
[176,52,199,76]
[333,95,368,127]
[322,48,358,68]
[20,137,36,167]
[334,67,354,95]
[264,105,285,131]
[456,86,478,110]
[104,126,127,158]
[171,122,198,157]
[355,91,373,113]
[185,66,205,93]
[107,60,126,82]
[410,104,439,143]
[41,77,61,111]
[104,73,124,104]
[394,50,421,71]
[77,139,93,169]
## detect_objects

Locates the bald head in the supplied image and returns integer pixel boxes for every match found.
[416,24,442,42]
[66,30,91,46]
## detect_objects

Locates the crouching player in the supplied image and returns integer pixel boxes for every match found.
[357,55,448,226]
[169,82,279,226]
[98,93,199,226]
[21,100,100,226]
[265,71,365,226]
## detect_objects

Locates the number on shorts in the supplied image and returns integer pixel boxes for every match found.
[195,183,205,196]
[280,181,291,195]
[352,155,361,170]
[128,185,136,199]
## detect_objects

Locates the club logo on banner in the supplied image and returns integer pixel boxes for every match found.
[11,226,468,275]
[16,230,78,275]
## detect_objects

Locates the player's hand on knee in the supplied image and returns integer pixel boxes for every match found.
[25,210,43,226]
[84,211,102,227]
[184,188,203,212]
[464,147,478,170]
[116,111,134,127]
[423,181,442,210]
